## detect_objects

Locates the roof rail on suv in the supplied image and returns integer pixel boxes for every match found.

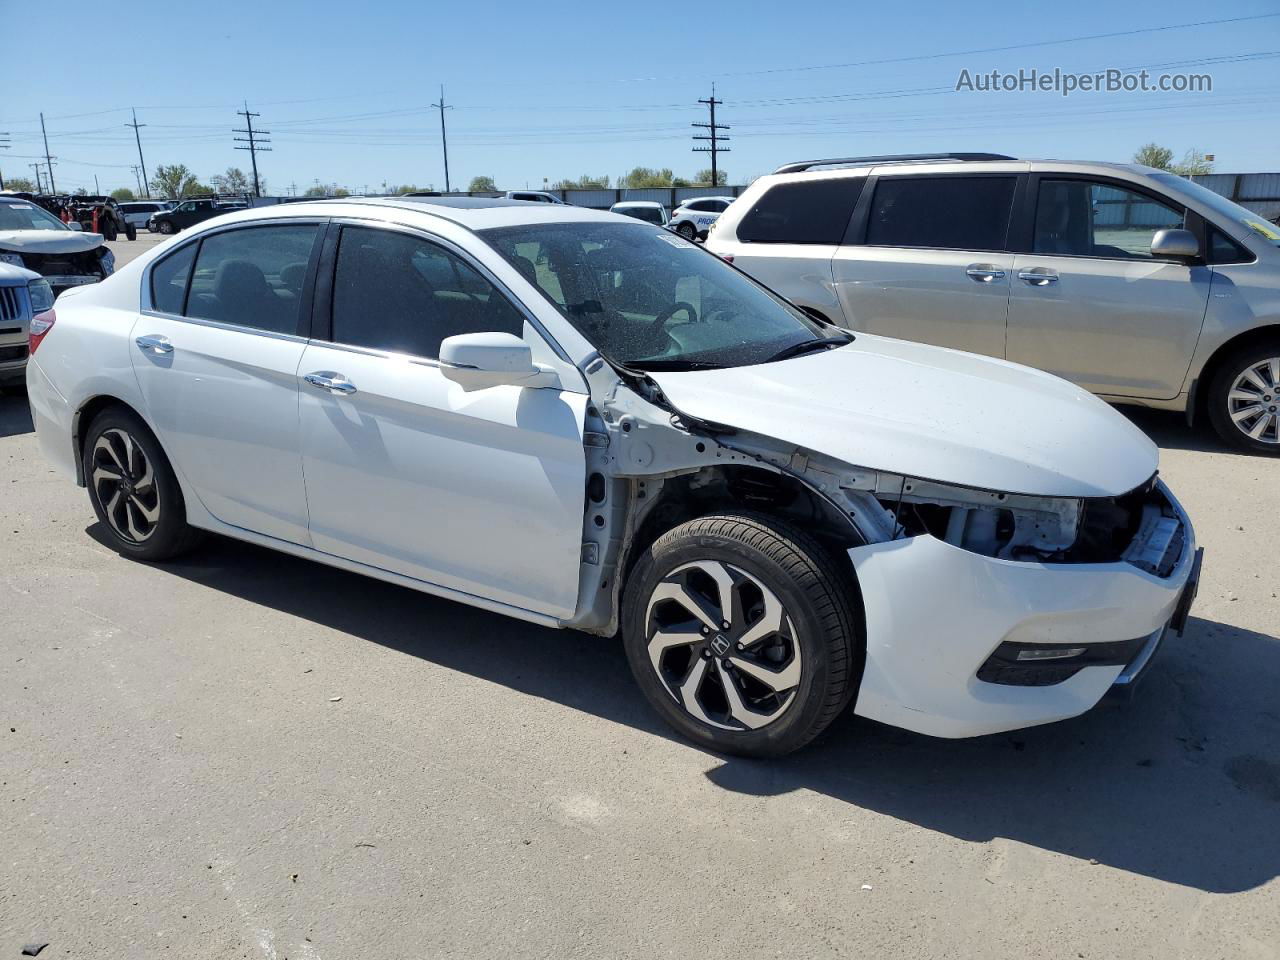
[773,153,1016,175]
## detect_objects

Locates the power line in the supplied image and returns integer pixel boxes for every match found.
[126,108,150,198]
[233,102,271,197]
[431,86,452,192]
[693,85,730,187]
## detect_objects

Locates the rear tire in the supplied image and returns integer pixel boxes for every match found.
[622,513,860,757]
[82,406,203,561]
[676,221,697,241]
[158,221,176,235]
[125,223,137,241]
[100,220,118,241]
[1206,339,1280,453]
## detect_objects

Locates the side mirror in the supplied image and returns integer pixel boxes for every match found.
[438,332,559,392]
[1150,228,1199,262]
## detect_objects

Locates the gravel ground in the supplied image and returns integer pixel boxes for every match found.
[1,259,1277,957]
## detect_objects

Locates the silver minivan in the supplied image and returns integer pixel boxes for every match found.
[708,154,1280,451]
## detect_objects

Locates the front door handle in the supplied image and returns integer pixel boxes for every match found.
[135,334,173,354]
[965,264,1006,283]
[303,372,357,395]
[1018,269,1059,286]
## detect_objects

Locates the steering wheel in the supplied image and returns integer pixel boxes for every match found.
[648,301,699,338]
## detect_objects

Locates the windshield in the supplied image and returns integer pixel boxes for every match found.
[482,221,831,369]
[1151,173,1280,247]
[615,205,665,225]
[0,200,69,232]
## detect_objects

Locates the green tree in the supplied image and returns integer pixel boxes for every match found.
[332,187,350,198]
[694,167,728,186]
[3,177,36,192]
[150,164,200,199]
[1133,143,1174,171]
[304,185,327,197]
[551,174,610,189]
[392,184,429,195]
[468,175,497,192]
[621,166,675,188]
[1172,149,1214,177]
[211,167,251,194]
[110,187,136,202]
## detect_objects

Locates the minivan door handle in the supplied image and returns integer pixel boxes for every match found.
[303,372,357,395]
[1018,268,1059,286]
[135,334,173,354]
[965,264,1006,283]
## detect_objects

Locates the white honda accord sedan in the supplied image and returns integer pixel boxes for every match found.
[26,197,1202,756]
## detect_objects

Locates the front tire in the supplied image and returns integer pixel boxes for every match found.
[125,223,137,241]
[100,220,118,241]
[1206,340,1280,452]
[622,513,860,757]
[82,407,203,561]
[158,221,176,235]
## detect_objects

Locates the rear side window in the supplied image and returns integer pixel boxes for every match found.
[330,226,525,360]
[737,178,863,244]
[185,224,318,334]
[866,176,1017,251]
[149,243,197,314]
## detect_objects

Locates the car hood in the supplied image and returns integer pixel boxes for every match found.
[647,334,1158,498]
[0,230,105,253]
[0,261,39,283]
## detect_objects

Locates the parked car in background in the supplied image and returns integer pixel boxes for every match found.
[610,200,667,226]
[4,193,136,241]
[504,191,565,204]
[0,196,114,294]
[0,262,53,392]
[26,196,1199,757]
[121,201,173,232]
[708,153,1280,452]
[149,198,244,234]
[668,195,735,240]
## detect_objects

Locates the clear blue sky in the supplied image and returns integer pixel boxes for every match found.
[2,0,1278,195]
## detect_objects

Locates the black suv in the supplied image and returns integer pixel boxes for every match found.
[150,198,247,234]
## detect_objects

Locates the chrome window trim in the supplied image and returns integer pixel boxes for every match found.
[323,215,575,367]
[139,217,329,339]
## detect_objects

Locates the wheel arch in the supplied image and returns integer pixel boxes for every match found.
[72,394,145,485]
[1190,323,1280,425]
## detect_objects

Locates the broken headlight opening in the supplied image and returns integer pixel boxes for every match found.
[863,473,1182,574]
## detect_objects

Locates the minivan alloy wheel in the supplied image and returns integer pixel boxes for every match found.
[646,559,802,731]
[1227,356,1280,444]
[91,428,160,542]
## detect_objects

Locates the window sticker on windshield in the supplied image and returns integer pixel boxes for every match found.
[1242,218,1280,242]
[655,232,696,249]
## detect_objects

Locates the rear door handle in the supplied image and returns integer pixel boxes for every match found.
[1018,269,1059,285]
[135,334,173,354]
[965,264,1006,283]
[303,371,357,395]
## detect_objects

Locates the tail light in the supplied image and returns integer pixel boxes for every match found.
[29,310,56,354]
[720,253,734,263]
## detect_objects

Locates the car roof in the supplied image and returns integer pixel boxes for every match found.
[185,195,626,232]
[611,200,663,208]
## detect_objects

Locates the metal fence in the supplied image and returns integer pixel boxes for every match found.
[1191,173,1280,221]
[438,185,747,210]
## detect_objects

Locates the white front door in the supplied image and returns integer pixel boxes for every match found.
[297,224,588,619]
[131,221,322,544]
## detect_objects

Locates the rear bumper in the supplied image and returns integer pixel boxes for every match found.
[26,356,78,481]
[847,481,1197,738]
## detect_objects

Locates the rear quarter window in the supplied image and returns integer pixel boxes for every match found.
[737,178,864,244]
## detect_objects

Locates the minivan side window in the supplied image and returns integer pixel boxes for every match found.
[330,226,524,360]
[1033,179,1184,260]
[185,224,318,334]
[149,243,197,315]
[866,176,1017,251]
[737,178,864,244]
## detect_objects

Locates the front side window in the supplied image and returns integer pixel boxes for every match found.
[866,176,1016,251]
[185,224,318,333]
[738,178,863,245]
[483,221,828,370]
[1034,179,1184,259]
[330,226,525,359]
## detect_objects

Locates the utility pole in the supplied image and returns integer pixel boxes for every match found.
[131,165,143,196]
[692,84,730,188]
[94,174,100,195]
[125,108,150,198]
[431,85,452,193]
[233,102,271,198]
[289,181,297,197]
[30,162,43,193]
[0,131,9,190]
[39,112,57,193]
